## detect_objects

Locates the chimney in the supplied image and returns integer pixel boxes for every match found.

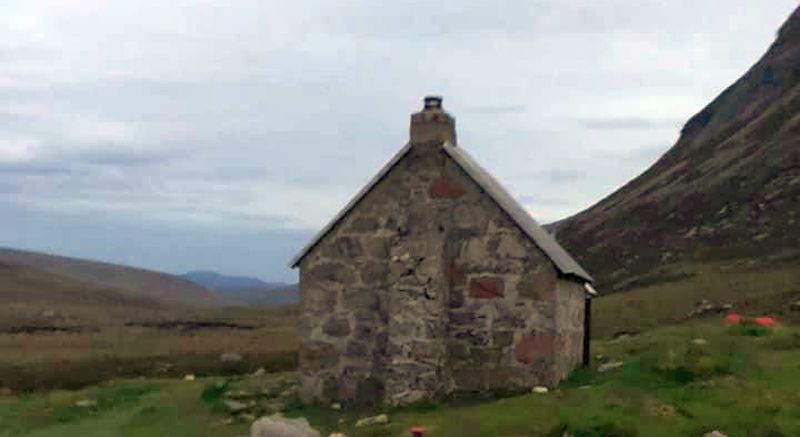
[409,95,457,146]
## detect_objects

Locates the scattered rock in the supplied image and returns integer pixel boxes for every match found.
[259,400,285,413]
[250,415,321,437]
[355,414,389,428]
[221,353,244,363]
[703,431,729,437]
[691,338,709,346]
[253,367,266,376]
[531,386,549,394]
[239,413,256,422]
[598,361,624,372]
[330,402,342,410]
[227,390,255,400]
[224,399,251,414]
[686,299,729,319]
[75,399,97,408]
[594,354,605,362]
[183,374,195,381]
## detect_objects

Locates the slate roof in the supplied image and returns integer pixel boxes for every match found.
[289,142,593,284]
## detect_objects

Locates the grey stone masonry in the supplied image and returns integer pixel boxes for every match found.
[295,97,588,406]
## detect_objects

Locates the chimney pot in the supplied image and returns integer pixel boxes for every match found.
[424,96,443,111]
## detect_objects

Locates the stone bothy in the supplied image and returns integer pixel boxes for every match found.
[289,96,595,407]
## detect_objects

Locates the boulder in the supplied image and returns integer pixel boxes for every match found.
[221,353,244,363]
[75,399,97,408]
[531,386,549,394]
[250,415,321,437]
[224,399,251,414]
[355,414,389,427]
[598,361,624,372]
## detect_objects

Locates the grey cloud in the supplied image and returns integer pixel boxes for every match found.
[518,194,571,207]
[463,104,527,115]
[539,169,586,183]
[76,147,175,167]
[579,117,682,130]
[0,161,73,176]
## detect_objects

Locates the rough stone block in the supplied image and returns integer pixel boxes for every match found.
[514,332,555,365]
[299,341,339,372]
[468,276,505,299]
[360,261,389,284]
[447,263,466,286]
[427,176,463,199]
[518,268,557,300]
[323,317,351,337]
[362,237,390,258]
[350,216,380,233]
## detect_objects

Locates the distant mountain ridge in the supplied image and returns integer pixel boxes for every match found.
[0,247,221,306]
[555,7,800,292]
[181,270,287,291]
[181,270,298,307]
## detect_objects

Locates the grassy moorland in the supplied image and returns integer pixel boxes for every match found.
[0,261,298,391]
[592,260,800,338]
[1,319,798,436]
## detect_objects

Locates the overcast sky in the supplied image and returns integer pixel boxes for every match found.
[1,1,797,281]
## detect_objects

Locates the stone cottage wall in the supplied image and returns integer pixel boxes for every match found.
[297,141,585,406]
[553,280,586,382]
[440,157,564,392]
[298,142,453,406]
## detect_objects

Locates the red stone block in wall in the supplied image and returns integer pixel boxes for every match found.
[428,176,463,199]
[514,332,555,364]
[469,276,505,299]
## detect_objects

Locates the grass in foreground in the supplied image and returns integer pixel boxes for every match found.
[2,320,799,436]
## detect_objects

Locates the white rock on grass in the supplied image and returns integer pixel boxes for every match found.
[691,338,709,346]
[598,361,624,372]
[531,386,549,394]
[220,353,243,363]
[328,434,348,437]
[75,399,97,408]
[250,415,321,437]
[224,399,251,414]
[703,431,729,437]
[183,374,195,381]
[355,414,389,427]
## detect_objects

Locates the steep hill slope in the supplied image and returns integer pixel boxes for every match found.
[556,8,800,292]
[0,248,221,306]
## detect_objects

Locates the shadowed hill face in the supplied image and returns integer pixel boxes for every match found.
[0,248,222,306]
[556,7,800,292]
